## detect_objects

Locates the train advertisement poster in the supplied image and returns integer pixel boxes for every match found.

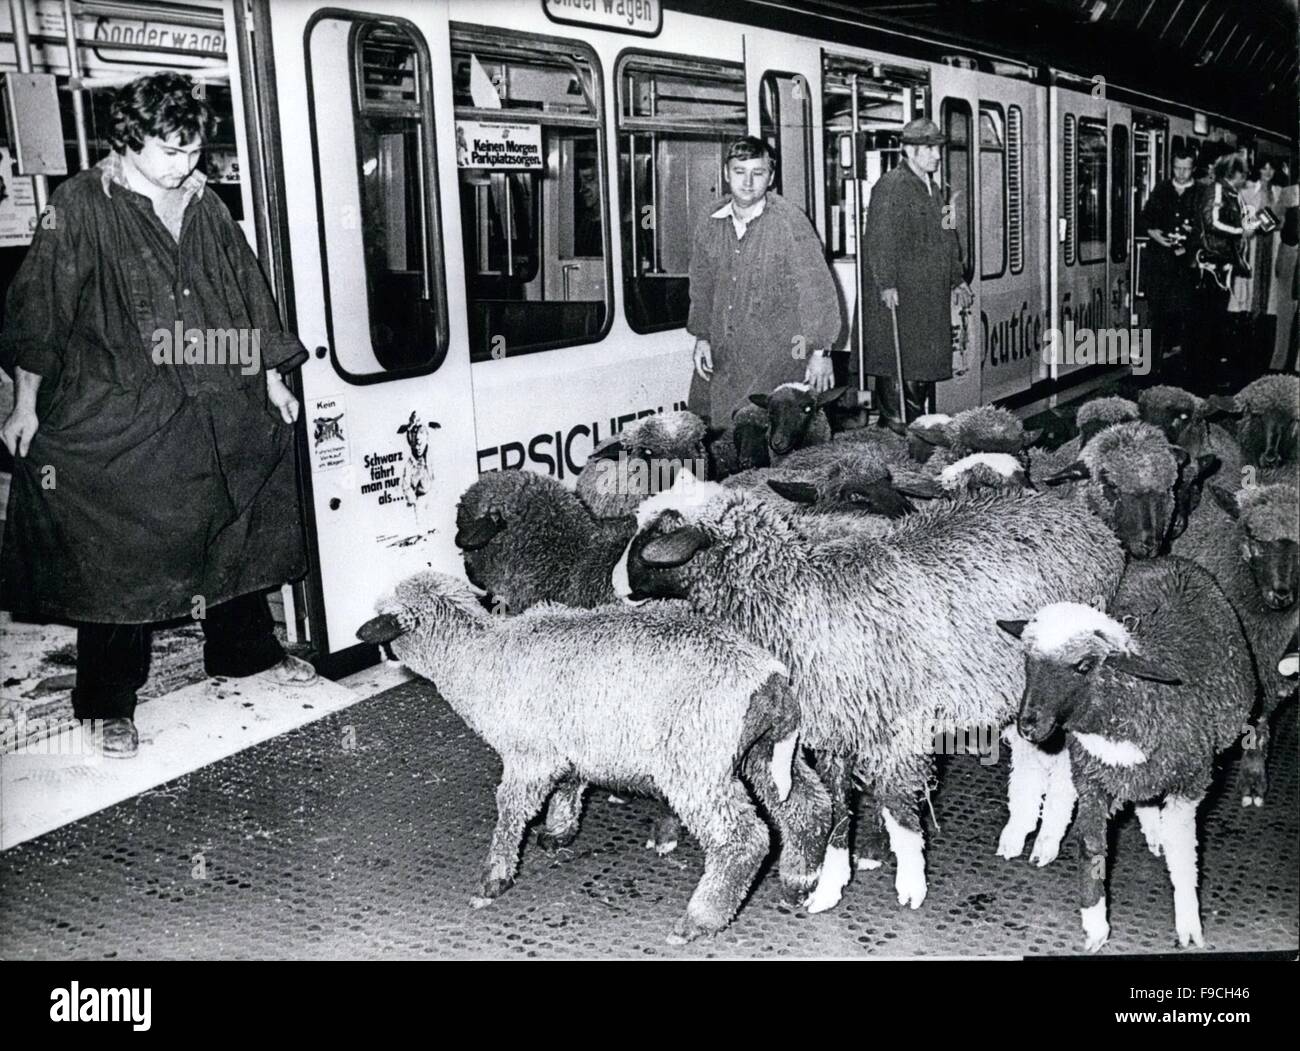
[455,122,543,170]
[0,148,38,248]
[309,395,350,474]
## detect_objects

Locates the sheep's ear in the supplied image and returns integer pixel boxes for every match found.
[996,619,1027,640]
[1171,444,1192,472]
[1208,483,1241,519]
[1044,461,1091,487]
[455,513,505,551]
[817,385,849,408]
[749,394,769,409]
[767,479,819,504]
[1202,394,1242,421]
[892,475,943,500]
[1195,453,1222,483]
[1022,428,1043,447]
[429,421,442,430]
[639,525,710,568]
[397,424,411,434]
[909,421,951,448]
[1106,652,1183,685]
[584,441,625,465]
[357,613,406,644]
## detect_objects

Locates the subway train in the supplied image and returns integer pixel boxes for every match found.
[0,0,1294,672]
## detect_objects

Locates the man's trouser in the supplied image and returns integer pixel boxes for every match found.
[874,378,936,427]
[71,591,286,720]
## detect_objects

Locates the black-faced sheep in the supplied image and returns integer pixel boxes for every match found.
[576,410,711,517]
[1029,396,1141,482]
[706,403,771,480]
[1205,373,1299,470]
[998,557,1255,951]
[358,572,832,944]
[614,475,1124,912]
[1138,385,1244,492]
[751,383,846,460]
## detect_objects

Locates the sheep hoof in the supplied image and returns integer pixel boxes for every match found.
[855,855,883,871]
[537,830,577,852]
[654,839,678,856]
[473,877,514,905]
[607,794,627,804]
[1177,920,1205,949]
[1029,838,1061,867]
[1084,930,1110,954]
[895,870,927,910]
[666,916,711,945]
[995,825,1029,860]
[469,895,494,910]
[805,846,850,914]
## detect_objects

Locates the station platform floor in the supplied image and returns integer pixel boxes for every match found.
[2,676,1295,960]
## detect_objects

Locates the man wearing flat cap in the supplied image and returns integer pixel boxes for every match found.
[861,117,973,429]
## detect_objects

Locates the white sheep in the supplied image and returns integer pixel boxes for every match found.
[997,556,1256,951]
[614,474,1124,912]
[576,410,711,518]
[357,572,832,944]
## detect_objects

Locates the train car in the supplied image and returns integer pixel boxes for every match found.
[1,0,1293,673]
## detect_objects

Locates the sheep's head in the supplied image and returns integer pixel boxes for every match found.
[1137,386,1203,447]
[1208,478,1299,611]
[614,472,792,608]
[583,410,712,495]
[997,604,1181,745]
[910,405,1041,464]
[1077,396,1140,447]
[1043,422,1215,558]
[906,413,951,462]
[731,403,772,471]
[937,452,1035,495]
[1206,374,1300,469]
[356,571,487,663]
[752,383,845,456]
[768,460,940,516]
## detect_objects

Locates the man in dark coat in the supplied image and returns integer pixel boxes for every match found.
[0,73,313,757]
[861,118,972,429]
[1140,146,1199,380]
[687,137,842,425]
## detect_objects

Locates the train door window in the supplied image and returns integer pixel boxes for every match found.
[760,71,814,218]
[1110,123,1130,264]
[942,99,974,282]
[1064,113,1076,265]
[1134,127,1160,218]
[1076,117,1107,264]
[978,102,1006,280]
[307,14,448,379]
[616,53,746,333]
[1007,104,1024,274]
[451,26,610,361]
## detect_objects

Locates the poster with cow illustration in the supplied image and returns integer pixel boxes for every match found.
[357,410,443,548]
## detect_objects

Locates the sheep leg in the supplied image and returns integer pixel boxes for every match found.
[853,787,890,872]
[805,751,854,914]
[880,784,927,910]
[537,778,587,851]
[1240,713,1271,808]
[647,813,682,855]
[997,725,1047,860]
[1161,794,1204,949]
[1029,745,1076,866]
[742,746,831,904]
[1135,803,1163,857]
[471,772,557,908]
[1076,784,1110,953]
[667,781,769,945]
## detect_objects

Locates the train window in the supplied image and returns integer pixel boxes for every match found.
[978,103,1007,280]
[1064,114,1076,265]
[451,26,610,361]
[616,53,746,333]
[1007,104,1023,275]
[307,14,448,380]
[1134,128,1160,219]
[1111,123,1130,264]
[1076,117,1107,264]
[942,99,974,283]
[760,71,814,218]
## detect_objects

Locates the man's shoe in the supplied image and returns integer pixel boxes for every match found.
[97,718,139,759]
[259,655,319,687]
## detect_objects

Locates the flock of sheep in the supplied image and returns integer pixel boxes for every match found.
[357,373,1300,953]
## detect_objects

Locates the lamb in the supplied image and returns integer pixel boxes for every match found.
[706,402,771,480]
[357,572,832,944]
[614,474,1125,912]
[1173,466,1300,805]
[576,410,711,517]
[997,556,1255,951]
[454,470,634,613]
[1205,373,1300,469]
[752,383,846,460]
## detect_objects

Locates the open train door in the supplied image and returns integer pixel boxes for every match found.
[247,0,480,673]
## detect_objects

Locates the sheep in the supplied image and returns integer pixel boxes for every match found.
[1029,396,1140,483]
[751,383,847,460]
[997,556,1255,951]
[935,452,1035,495]
[455,470,634,613]
[909,405,1043,476]
[706,402,771,480]
[613,474,1125,912]
[1174,466,1300,805]
[576,410,711,517]
[1138,385,1244,489]
[1039,421,1220,559]
[831,416,921,464]
[1205,373,1300,469]
[357,571,832,944]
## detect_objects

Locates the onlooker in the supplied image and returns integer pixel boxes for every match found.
[860,118,973,430]
[687,137,841,425]
[1269,167,1299,371]
[0,72,315,758]
[1234,158,1281,372]
[1140,146,1199,379]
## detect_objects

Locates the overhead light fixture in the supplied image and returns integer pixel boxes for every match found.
[1088,1,1108,21]
[1193,112,1208,135]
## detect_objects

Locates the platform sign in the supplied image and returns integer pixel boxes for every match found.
[542,0,661,36]
[455,121,543,169]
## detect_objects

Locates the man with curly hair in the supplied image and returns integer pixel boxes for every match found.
[0,72,315,758]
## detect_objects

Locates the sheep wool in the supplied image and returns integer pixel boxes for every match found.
[576,410,711,517]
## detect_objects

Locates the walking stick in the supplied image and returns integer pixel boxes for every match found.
[888,301,908,427]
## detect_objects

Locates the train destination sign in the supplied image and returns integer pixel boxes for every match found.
[455,121,543,169]
[542,0,662,36]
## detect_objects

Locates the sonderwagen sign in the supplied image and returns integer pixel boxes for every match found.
[542,0,662,36]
